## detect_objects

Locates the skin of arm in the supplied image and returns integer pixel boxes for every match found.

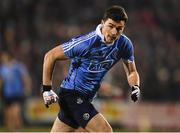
[122,60,140,88]
[43,45,68,86]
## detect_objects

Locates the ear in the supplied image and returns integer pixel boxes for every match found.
[101,20,105,24]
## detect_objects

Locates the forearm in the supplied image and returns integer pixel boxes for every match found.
[127,71,140,87]
[43,52,56,85]
[123,61,140,102]
[42,45,67,108]
[42,45,68,86]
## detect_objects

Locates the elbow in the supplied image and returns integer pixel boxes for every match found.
[44,52,49,63]
[44,51,54,63]
[43,46,68,63]
[44,52,50,62]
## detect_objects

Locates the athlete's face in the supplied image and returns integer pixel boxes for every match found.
[101,18,125,44]
[1,53,9,63]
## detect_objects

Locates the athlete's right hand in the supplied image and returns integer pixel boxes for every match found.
[42,85,59,108]
[131,85,140,102]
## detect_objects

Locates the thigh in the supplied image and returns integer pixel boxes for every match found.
[85,113,113,132]
[51,117,76,132]
[58,94,79,129]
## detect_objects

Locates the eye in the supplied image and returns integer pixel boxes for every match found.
[108,25,113,28]
[116,27,123,32]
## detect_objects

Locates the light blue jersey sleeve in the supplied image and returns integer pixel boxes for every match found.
[121,36,134,61]
[61,32,96,58]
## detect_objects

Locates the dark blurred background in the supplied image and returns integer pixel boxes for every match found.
[0,0,180,132]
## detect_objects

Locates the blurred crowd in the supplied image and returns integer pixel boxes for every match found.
[0,0,180,102]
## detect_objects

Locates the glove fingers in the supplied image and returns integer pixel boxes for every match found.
[54,97,57,102]
[53,94,59,102]
[51,98,56,103]
[45,104,49,108]
[131,86,140,102]
[131,94,137,102]
[43,90,59,108]
[48,98,55,104]
[44,98,53,105]
[132,89,138,95]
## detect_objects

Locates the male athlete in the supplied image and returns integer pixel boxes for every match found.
[42,5,140,132]
[0,51,32,131]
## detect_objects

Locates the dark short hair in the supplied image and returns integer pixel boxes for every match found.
[103,5,128,23]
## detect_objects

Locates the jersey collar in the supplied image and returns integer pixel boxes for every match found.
[95,24,114,45]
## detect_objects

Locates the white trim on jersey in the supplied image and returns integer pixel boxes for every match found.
[96,24,105,43]
[96,24,115,45]
[62,32,96,52]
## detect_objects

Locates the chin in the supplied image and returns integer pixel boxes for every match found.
[107,39,114,43]
[106,41,113,44]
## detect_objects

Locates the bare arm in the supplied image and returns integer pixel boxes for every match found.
[122,60,140,87]
[43,45,68,86]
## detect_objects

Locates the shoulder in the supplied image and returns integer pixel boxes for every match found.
[71,31,98,48]
[62,30,99,57]
[63,31,97,49]
[120,34,133,45]
[72,31,97,41]
[116,34,134,50]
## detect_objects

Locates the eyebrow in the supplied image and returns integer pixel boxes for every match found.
[108,23,124,28]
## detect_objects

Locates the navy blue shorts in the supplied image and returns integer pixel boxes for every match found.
[2,96,24,107]
[57,88,98,129]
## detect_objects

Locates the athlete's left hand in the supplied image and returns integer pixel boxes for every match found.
[131,85,140,102]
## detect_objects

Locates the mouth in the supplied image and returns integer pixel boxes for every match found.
[111,36,116,40]
[107,36,116,42]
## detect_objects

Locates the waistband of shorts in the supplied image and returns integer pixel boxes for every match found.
[59,87,95,100]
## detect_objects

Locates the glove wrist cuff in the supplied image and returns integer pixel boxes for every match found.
[132,85,139,91]
[42,85,52,93]
[133,85,139,87]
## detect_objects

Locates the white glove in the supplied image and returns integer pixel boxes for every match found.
[131,85,140,102]
[43,90,59,108]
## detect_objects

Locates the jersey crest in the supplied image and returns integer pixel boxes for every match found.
[87,47,119,72]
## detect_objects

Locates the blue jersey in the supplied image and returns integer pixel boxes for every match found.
[0,61,27,98]
[60,24,134,98]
